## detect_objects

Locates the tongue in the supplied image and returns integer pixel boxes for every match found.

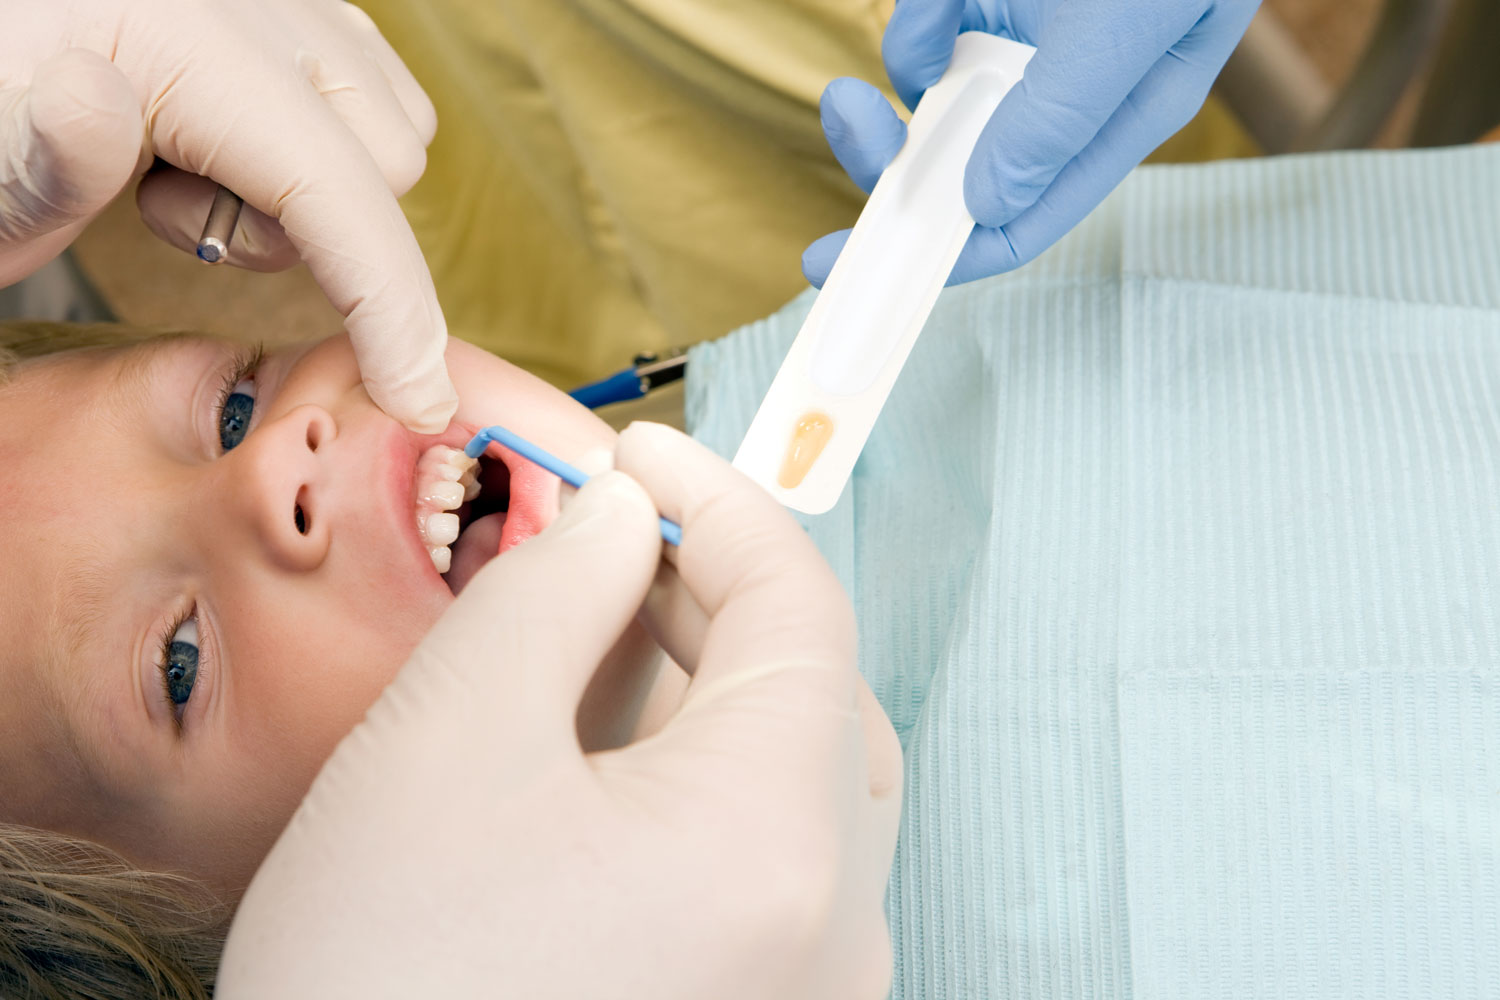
[445,511,506,596]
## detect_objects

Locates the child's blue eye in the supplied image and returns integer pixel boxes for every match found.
[219,378,256,451]
[162,616,200,710]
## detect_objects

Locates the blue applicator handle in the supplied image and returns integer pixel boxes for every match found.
[465,425,682,546]
[569,369,645,409]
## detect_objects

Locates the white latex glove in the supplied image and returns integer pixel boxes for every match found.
[217,422,903,1000]
[0,0,455,431]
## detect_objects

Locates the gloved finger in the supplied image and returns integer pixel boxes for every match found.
[618,425,894,815]
[963,0,1209,230]
[397,470,662,758]
[802,74,909,290]
[0,49,142,286]
[855,677,901,802]
[295,44,428,197]
[560,449,711,678]
[332,1,438,146]
[147,51,455,431]
[821,77,907,195]
[614,424,854,691]
[279,0,432,196]
[882,0,966,110]
[801,228,851,288]
[852,674,902,893]
[613,422,862,801]
[135,166,301,272]
[950,38,1229,281]
[947,221,1023,283]
[640,558,711,676]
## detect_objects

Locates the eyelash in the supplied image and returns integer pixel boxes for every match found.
[213,343,265,449]
[156,606,196,731]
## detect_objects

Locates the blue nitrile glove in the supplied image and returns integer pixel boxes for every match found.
[803,0,1260,286]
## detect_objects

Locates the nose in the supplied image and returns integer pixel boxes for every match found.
[222,404,338,571]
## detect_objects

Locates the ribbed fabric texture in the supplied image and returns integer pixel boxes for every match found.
[685,145,1500,999]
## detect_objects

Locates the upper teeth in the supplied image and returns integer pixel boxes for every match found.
[415,445,480,574]
[425,479,464,505]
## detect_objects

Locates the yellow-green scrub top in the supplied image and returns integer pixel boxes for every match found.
[356,0,893,387]
[357,0,1255,388]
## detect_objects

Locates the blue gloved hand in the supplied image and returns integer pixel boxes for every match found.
[803,0,1260,286]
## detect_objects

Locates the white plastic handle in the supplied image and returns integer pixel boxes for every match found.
[733,33,1034,513]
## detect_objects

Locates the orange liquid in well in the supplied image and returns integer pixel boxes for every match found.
[777,411,835,489]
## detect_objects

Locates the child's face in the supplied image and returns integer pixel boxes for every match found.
[0,333,613,895]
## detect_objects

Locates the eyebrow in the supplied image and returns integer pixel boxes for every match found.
[45,551,130,795]
[109,335,192,431]
[52,551,116,684]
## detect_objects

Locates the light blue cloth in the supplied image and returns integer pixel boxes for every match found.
[685,145,1500,999]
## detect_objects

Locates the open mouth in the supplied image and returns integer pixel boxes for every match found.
[413,444,515,596]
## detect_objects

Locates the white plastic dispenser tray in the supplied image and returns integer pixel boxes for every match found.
[733,33,1034,514]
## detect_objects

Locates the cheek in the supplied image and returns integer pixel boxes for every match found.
[260,337,361,421]
[181,590,440,893]
[233,579,445,759]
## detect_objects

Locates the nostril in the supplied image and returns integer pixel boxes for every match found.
[294,486,310,536]
[301,406,336,454]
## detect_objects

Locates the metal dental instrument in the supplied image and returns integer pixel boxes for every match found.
[463,425,683,546]
[568,348,689,409]
[197,186,244,264]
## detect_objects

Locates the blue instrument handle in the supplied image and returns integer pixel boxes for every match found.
[569,368,644,409]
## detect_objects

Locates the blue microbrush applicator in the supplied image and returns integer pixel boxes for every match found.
[464,426,682,546]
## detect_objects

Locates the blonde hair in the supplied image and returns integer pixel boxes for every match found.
[0,321,232,997]
[0,824,226,1000]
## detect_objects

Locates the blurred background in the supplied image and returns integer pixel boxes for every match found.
[6,0,1498,393]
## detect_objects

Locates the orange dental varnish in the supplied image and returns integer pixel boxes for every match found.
[776,411,835,489]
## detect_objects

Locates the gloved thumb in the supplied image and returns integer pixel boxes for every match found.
[801,228,850,289]
[882,0,965,111]
[821,77,907,195]
[0,50,142,286]
[386,467,663,760]
[803,80,906,289]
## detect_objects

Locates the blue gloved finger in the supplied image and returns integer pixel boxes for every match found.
[802,228,852,288]
[882,0,966,110]
[949,28,1236,283]
[963,0,1213,230]
[821,77,908,194]
[947,225,1023,284]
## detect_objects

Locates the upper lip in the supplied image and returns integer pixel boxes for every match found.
[382,420,478,595]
